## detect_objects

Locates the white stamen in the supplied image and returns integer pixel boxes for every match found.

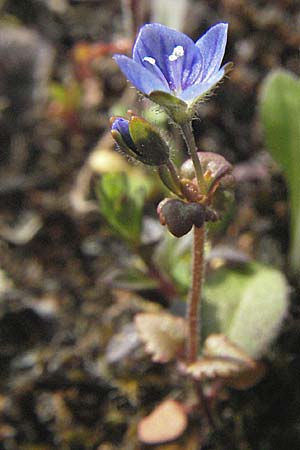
[143,56,156,65]
[142,56,170,90]
[168,45,184,62]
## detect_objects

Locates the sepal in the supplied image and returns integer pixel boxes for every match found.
[158,165,183,197]
[148,90,189,123]
[129,116,170,166]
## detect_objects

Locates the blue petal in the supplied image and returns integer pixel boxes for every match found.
[132,23,202,92]
[111,117,136,150]
[179,68,225,102]
[113,54,169,95]
[195,23,228,82]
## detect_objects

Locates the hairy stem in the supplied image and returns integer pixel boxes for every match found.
[181,121,207,194]
[186,224,205,362]
[187,225,219,434]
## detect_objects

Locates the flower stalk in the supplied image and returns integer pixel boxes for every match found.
[181,121,207,195]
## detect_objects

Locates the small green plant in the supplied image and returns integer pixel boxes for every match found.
[97,22,289,445]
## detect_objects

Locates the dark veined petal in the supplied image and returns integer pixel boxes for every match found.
[179,68,225,102]
[111,117,136,150]
[113,54,169,95]
[132,23,202,92]
[195,22,228,82]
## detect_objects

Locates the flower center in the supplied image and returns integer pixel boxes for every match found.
[142,45,186,94]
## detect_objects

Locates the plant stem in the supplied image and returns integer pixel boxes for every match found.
[194,380,218,432]
[186,224,205,363]
[187,225,219,434]
[181,121,207,194]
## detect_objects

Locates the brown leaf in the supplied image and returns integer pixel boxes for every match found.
[204,334,254,366]
[135,312,186,363]
[186,334,266,389]
[186,356,246,381]
[204,334,266,389]
[138,399,188,444]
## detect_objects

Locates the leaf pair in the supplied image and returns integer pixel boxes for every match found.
[135,312,264,390]
[135,315,265,445]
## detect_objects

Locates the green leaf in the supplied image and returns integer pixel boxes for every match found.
[154,230,192,293]
[260,70,300,275]
[107,267,158,291]
[203,263,289,358]
[96,172,145,244]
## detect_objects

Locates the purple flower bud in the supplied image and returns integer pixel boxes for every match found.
[110,115,170,166]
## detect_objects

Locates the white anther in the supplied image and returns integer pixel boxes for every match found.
[143,56,156,65]
[168,45,184,62]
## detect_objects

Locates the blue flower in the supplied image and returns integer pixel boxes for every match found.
[113,22,229,104]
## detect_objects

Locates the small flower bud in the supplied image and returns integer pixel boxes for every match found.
[110,115,170,166]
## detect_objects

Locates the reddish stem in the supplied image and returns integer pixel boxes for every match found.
[186,225,205,363]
